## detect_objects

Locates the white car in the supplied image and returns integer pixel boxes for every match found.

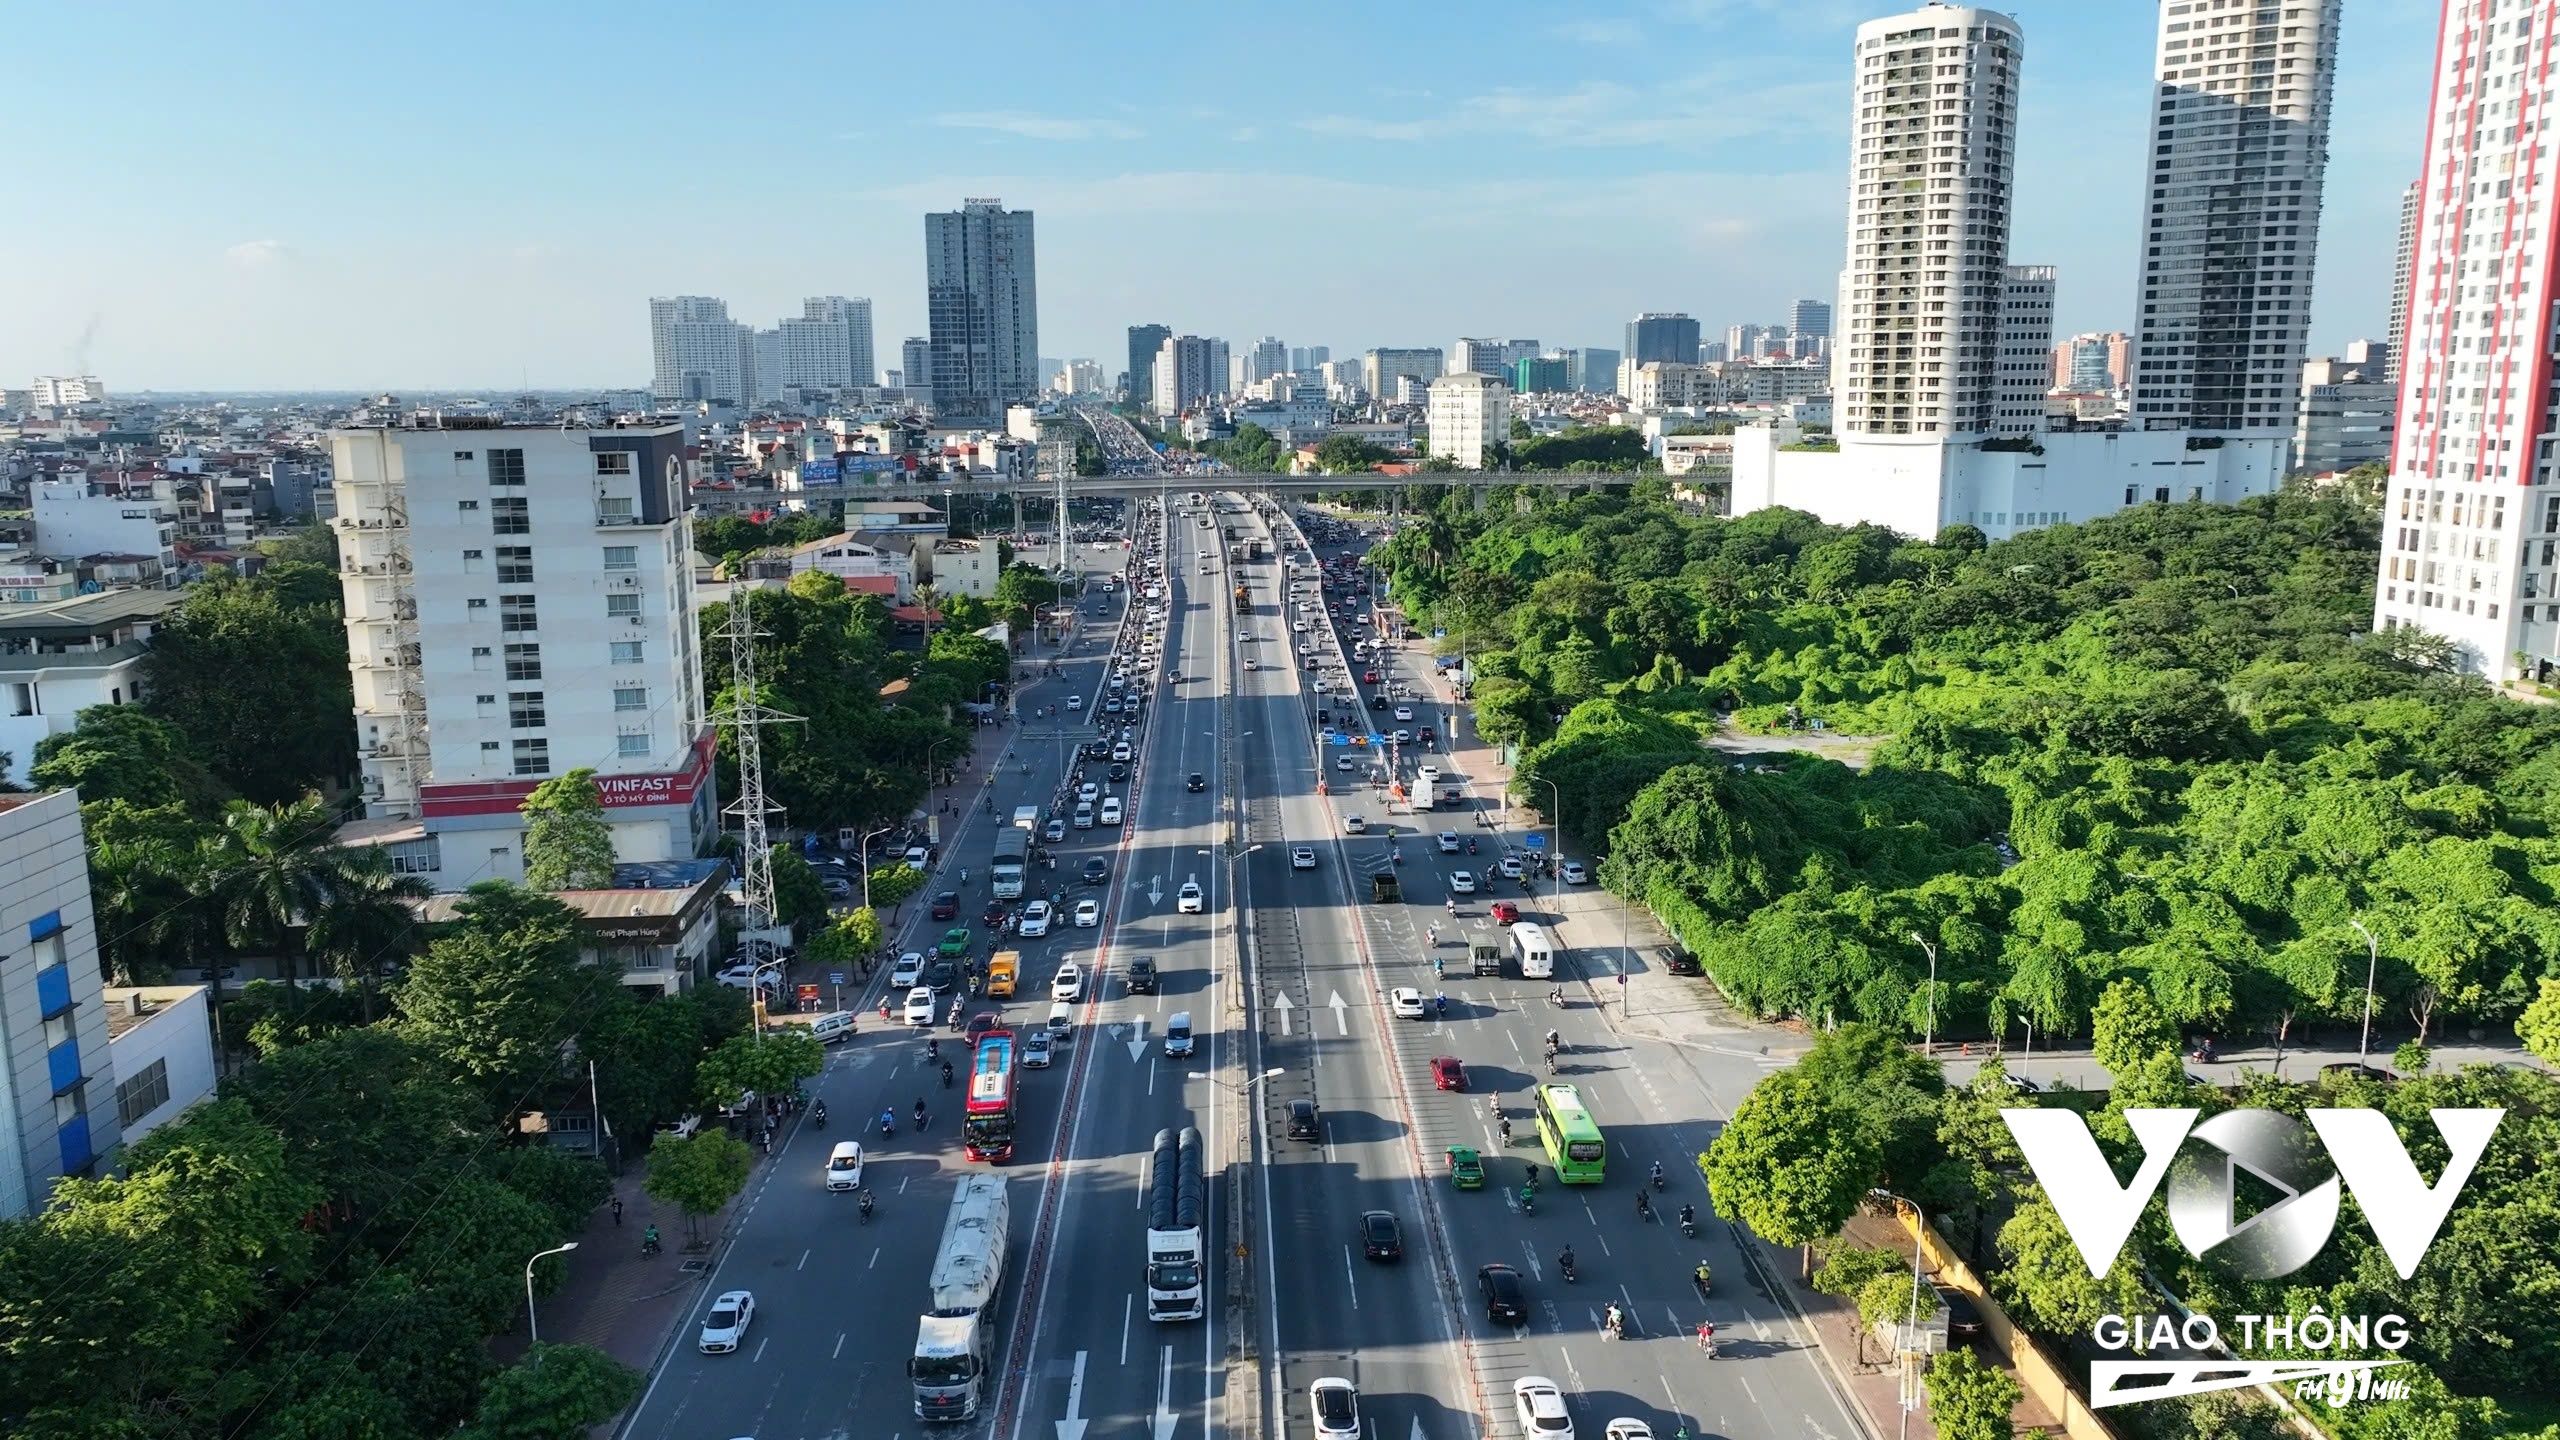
[1243,657,1258,671]
[1343,814,1367,834]
[1336,756,1356,772]
[1078,782,1101,804]
[1437,831,1461,854]
[1561,861,1590,885]
[902,986,937,1026]
[823,1141,865,1191]
[1021,1029,1054,1068]
[1310,1377,1361,1440]
[1449,870,1477,894]
[1291,847,1317,870]
[1498,855,1525,879]
[1052,963,1084,1001]
[1100,796,1124,826]
[1177,880,1204,914]
[1018,900,1054,937]
[1603,1422,1655,1440]
[713,963,779,991]
[1065,695,1085,711]
[1112,741,1133,762]
[1074,898,1101,928]
[889,951,926,988]
[1417,765,1441,786]
[1395,706,1414,722]
[1389,987,1425,1020]
[902,845,929,870]
[698,1290,756,1353]
[1513,1377,1573,1440]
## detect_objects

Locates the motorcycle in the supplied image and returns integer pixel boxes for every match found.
[812,1104,828,1131]
[640,1228,662,1257]
[1694,1266,1713,1298]
[1559,1255,1578,1283]
[879,1111,897,1138]
[1519,1187,1536,1215]
[1603,1304,1626,1341]
[941,1061,955,1089]
[859,1191,875,1224]
[1467,838,1477,854]
[912,1103,929,1132]
[1681,1214,1698,1240]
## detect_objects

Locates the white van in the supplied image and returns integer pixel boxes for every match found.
[1046,1000,1074,1037]
[1100,796,1124,826]
[1074,802,1096,829]
[805,1011,857,1045]
[1163,1011,1195,1058]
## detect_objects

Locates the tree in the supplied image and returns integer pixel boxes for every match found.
[301,843,432,1020]
[645,1130,754,1241]
[807,907,882,978]
[768,846,828,932]
[1702,1070,1877,1274]
[398,882,619,1115]
[207,793,344,997]
[2091,976,2176,1077]
[1994,1197,2151,1335]
[694,1030,825,1111]
[81,800,223,985]
[520,769,618,890]
[867,864,926,910]
[1925,1347,2022,1440]
[2519,978,2560,1066]
[461,1345,640,1440]
[30,704,225,811]
[141,568,356,802]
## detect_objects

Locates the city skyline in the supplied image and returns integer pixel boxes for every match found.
[3,0,2439,390]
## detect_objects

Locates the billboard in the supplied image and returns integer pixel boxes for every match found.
[800,459,840,484]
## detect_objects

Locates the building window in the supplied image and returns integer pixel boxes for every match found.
[481,740,500,752]
[597,496,635,524]
[487,449,526,486]
[457,500,481,513]
[471,646,493,669]
[603,545,639,571]
[466,597,489,612]
[613,686,647,712]
[606,592,642,618]
[511,738,550,776]
[595,451,634,476]
[617,732,651,757]
[496,546,534,584]
[499,594,538,633]
[115,1058,169,1128]
[463,548,484,572]
[504,643,542,681]
[491,497,530,535]
[509,691,546,729]
[611,640,644,665]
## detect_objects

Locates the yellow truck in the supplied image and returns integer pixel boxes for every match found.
[986,950,1020,998]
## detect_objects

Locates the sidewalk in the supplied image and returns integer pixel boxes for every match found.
[500,1156,738,1376]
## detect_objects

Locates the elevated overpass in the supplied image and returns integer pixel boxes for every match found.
[805,468,1709,500]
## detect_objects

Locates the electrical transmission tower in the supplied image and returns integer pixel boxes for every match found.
[712,596,802,945]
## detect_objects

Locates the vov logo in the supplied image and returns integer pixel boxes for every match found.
[2000,1107,2505,1280]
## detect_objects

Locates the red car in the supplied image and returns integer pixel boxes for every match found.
[1418,726,1436,746]
[1363,669,1380,684]
[930,891,960,921]
[1490,900,1521,925]
[1431,1056,1468,1091]
[982,899,1010,925]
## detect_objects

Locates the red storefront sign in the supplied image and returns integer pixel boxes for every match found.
[419,733,715,818]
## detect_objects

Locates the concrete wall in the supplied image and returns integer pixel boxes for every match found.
[1897,1207,2119,1440]
[101,985,214,1145]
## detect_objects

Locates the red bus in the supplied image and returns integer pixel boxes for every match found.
[963,1030,1018,1162]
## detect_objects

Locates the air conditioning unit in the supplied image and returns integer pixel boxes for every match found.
[626,615,647,625]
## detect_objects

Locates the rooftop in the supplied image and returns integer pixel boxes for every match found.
[0,588,183,636]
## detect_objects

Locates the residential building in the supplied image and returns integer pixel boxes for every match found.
[776,296,877,393]
[1244,337,1289,386]
[29,376,104,408]
[1569,347,1620,394]
[1839,4,2022,439]
[0,789,124,1217]
[415,859,729,997]
[1993,265,2056,437]
[1724,324,1775,366]
[32,480,177,580]
[649,296,752,406]
[901,337,931,396]
[1364,348,1444,401]
[1697,341,1729,364]
[2050,332,2130,394]
[1126,324,1172,406]
[1152,335,1229,415]
[784,532,915,600]
[925,199,1041,422]
[1514,356,1570,394]
[101,984,215,1146]
[1053,359,1106,395]
[927,537,999,598]
[1426,373,1510,470]
[0,590,180,787]
[2387,178,2419,384]
[2372,3,2560,684]
[2293,350,2394,475]
[2128,0,2342,433]
[1288,346,1330,374]
[330,420,715,887]
[1624,363,1714,411]
[1319,358,1367,400]
[1625,313,1701,367]
[1788,299,1834,355]
[1449,338,1508,378]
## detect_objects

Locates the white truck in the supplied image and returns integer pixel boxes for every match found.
[991,809,1037,900]
[910,1174,1010,1421]
[1145,1126,1207,1321]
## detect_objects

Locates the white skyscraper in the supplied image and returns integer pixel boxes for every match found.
[925,199,1040,422]
[649,296,753,406]
[1152,335,1229,416]
[331,422,715,884]
[2128,0,2342,433]
[1838,3,2022,439]
[778,297,877,392]
[2371,0,2560,685]
[2387,178,2419,385]
[1426,373,1510,471]
[1992,265,2055,437]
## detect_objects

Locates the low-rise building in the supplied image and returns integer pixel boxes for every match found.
[2293,351,2395,474]
[0,590,180,787]
[1426,373,1509,470]
[928,537,999,598]
[414,858,731,997]
[101,985,216,1146]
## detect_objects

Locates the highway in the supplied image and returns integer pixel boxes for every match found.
[618,491,1871,1440]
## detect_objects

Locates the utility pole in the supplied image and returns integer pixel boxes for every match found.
[713,599,804,960]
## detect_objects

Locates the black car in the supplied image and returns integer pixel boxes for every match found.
[1478,1264,1527,1325]
[1286,1098,1321,1140]
[1368,695,1388,711]
[924,960,958,994]
[1663,947,1702,977]
[1186,772,1206,793]
[1125,956,1158,994]
[1083,858,1111,885]
[930,891,960,921]
[1110,763,1129,781]
[1935,1285,1985,1346]
[1359,1210,1403,1262]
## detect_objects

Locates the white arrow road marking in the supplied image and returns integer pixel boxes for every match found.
[1126,1017,1151,1061]
[1410,1420,1426,1440]
[1152,1343,1178,1440]
[1055,1349,1087,1440]
[1271,991,1295,1036]
[1150,876,1164,905]
[1329,990,1349,1035]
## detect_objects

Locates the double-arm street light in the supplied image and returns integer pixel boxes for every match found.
[524,1241,579,1348]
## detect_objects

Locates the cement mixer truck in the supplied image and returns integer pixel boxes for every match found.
[910,1174,1010,1420]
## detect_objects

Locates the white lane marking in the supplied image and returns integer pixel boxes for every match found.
[1272,990,1295,1035]
[834,1331,847,1359]
[1329,990,1349,1034]
[1122,1294,1133,1364]
[751,1336,768,1363]
[1344,1244,1360,1309]
[1151,1343,1177,1440]
[1056,1348,1088,1440]
[797,1248,809,1271]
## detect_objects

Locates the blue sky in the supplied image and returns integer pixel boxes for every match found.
[0,0,2444,390]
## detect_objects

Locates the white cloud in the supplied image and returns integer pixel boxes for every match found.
[934,111,1144,142]
[1299,74,1838,149]
[223,238,287,267]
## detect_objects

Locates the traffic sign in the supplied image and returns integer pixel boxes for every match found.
[1524,833,1548,851]
[829,971,847,986]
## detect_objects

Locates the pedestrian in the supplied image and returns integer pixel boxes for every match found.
[611,1196,624,1226]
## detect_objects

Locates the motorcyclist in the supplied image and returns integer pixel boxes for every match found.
[1651,1160,1666,1188]
[1605,1302,1626,1338]
[1698,1320,1717,1353]
[1524,1163,1539,1190]
[1446,896,1457,916]
[1636,1189,1654,1221]
[1544,1029,1561,1053]
[1558,1245,1577,1279]
[859,1190,875,1220]
[1498,1117,1513,1143]
[926,1037,940,1063]
[1434,992,1447,1017]
[1518,1183,1536,1210]
[879,1107,896,1135]
[941,1060,955,1088]
[1693,1261,1713,1291]
[641,1224,661,1255]
[812,1100,828,1126]
[1680,1203,1697,1229]
[912,1098,928,1129]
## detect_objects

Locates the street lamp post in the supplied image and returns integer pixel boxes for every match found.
[1532,776,1563,904]
[2348,918,2381,1070]
[856,824,895,917]
[750,954,790,1037]
[524,1241,579,1349]
[1908,932,1939,1056]
[1884,1193,1929,1440]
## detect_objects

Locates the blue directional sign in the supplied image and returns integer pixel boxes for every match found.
[1368,734,1388,747]
[1523,833,1548,851]
[1327,733,1350,746]
[829,971,847,986]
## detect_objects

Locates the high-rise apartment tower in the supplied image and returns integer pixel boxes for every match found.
[924,199,1040,422]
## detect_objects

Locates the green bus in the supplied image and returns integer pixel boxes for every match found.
[1531,1083,1606,1184]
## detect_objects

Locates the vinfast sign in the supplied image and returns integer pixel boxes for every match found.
[2000,1106,2504,1410]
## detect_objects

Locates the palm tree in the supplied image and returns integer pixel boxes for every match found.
[210,795,343,1010]
[87,831,224,986]
[302,845,431,1022]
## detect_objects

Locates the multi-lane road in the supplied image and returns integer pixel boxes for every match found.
[620,493,1870,1440]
